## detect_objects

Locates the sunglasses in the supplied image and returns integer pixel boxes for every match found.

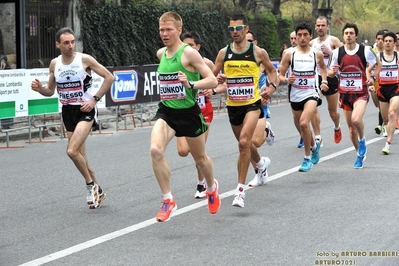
[228,25,246,32]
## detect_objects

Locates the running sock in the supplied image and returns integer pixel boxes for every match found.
[256,158,266,169]
[312,143,317,151]
[315,135,321,141]
[304,155,311,160]
[86,181,95,186]
[163,191,173,200]
[198,180,205,186]
[207,182,216,192]
[334,126,340,131]
[236,183,245,192]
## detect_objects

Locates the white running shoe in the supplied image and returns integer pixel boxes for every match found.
[194,184,207,199]
[265,121,275,146]
[248,157,271,187]
[232,189,245,208]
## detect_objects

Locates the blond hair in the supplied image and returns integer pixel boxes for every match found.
[159,11,183,29]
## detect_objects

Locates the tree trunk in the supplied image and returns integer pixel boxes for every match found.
[271,0,282,16]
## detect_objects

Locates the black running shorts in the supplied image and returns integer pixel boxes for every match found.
[62,105,97,132]
[155,102,208,137]
[227,100,263,126]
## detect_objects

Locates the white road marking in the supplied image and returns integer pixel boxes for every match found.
[19,136,386,266]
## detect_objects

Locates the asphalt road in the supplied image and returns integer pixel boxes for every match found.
[1,100,399,266]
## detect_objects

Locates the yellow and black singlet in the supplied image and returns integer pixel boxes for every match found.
[223,43,261,106]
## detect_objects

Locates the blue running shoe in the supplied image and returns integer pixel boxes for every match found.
[358,138,367,157]
[354,155,366,169]
[297,138,304,148]
[311,141,321,164]
[299,158,313,172]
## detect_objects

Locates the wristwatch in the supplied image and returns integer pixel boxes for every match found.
[188,81,195,89]
[93,96,101,102]
[270,82,277,89]
[212,89,217,95]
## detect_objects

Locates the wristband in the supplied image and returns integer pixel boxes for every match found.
[188,81,195,89]
[321,80,328,85]
[212,89,217,95]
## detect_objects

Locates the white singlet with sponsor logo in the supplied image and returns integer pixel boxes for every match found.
[312,36,332,75]
[289,49,319,103]
[379,52,399,84]
[54,52,93,105]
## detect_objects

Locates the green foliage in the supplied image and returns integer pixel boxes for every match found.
[276,17,294,52]
[248,12,280,58]
[77,1,230,66]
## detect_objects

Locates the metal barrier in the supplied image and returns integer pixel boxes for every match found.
[0,113,64,148]
[0,92,287,148]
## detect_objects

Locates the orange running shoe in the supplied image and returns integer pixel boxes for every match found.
[334,128,342,144]
[206,179,221,214]
[156,198,177,222]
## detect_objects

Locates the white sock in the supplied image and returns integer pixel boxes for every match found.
[163,191,173,200]
[256,158,265,169]
[315,135,321,141]
[207,181,216,192]
[198,180,205,186]
[236,183,245,192]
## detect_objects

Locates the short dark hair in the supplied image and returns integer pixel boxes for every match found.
[181,31,202,45]
[342,23,358,36]
[295,22,312,35]
[316,16,329,25]
[376,30,386,38]
[383,31,397,43]
[56,27,74,43]
[230,14,248,25]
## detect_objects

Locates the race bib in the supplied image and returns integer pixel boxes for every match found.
[159,72,187,100]
[226,76,255,101]
[340,72,362,92]
[196,92,206,109]
[379,65,399,83]
[292,70,315,90]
